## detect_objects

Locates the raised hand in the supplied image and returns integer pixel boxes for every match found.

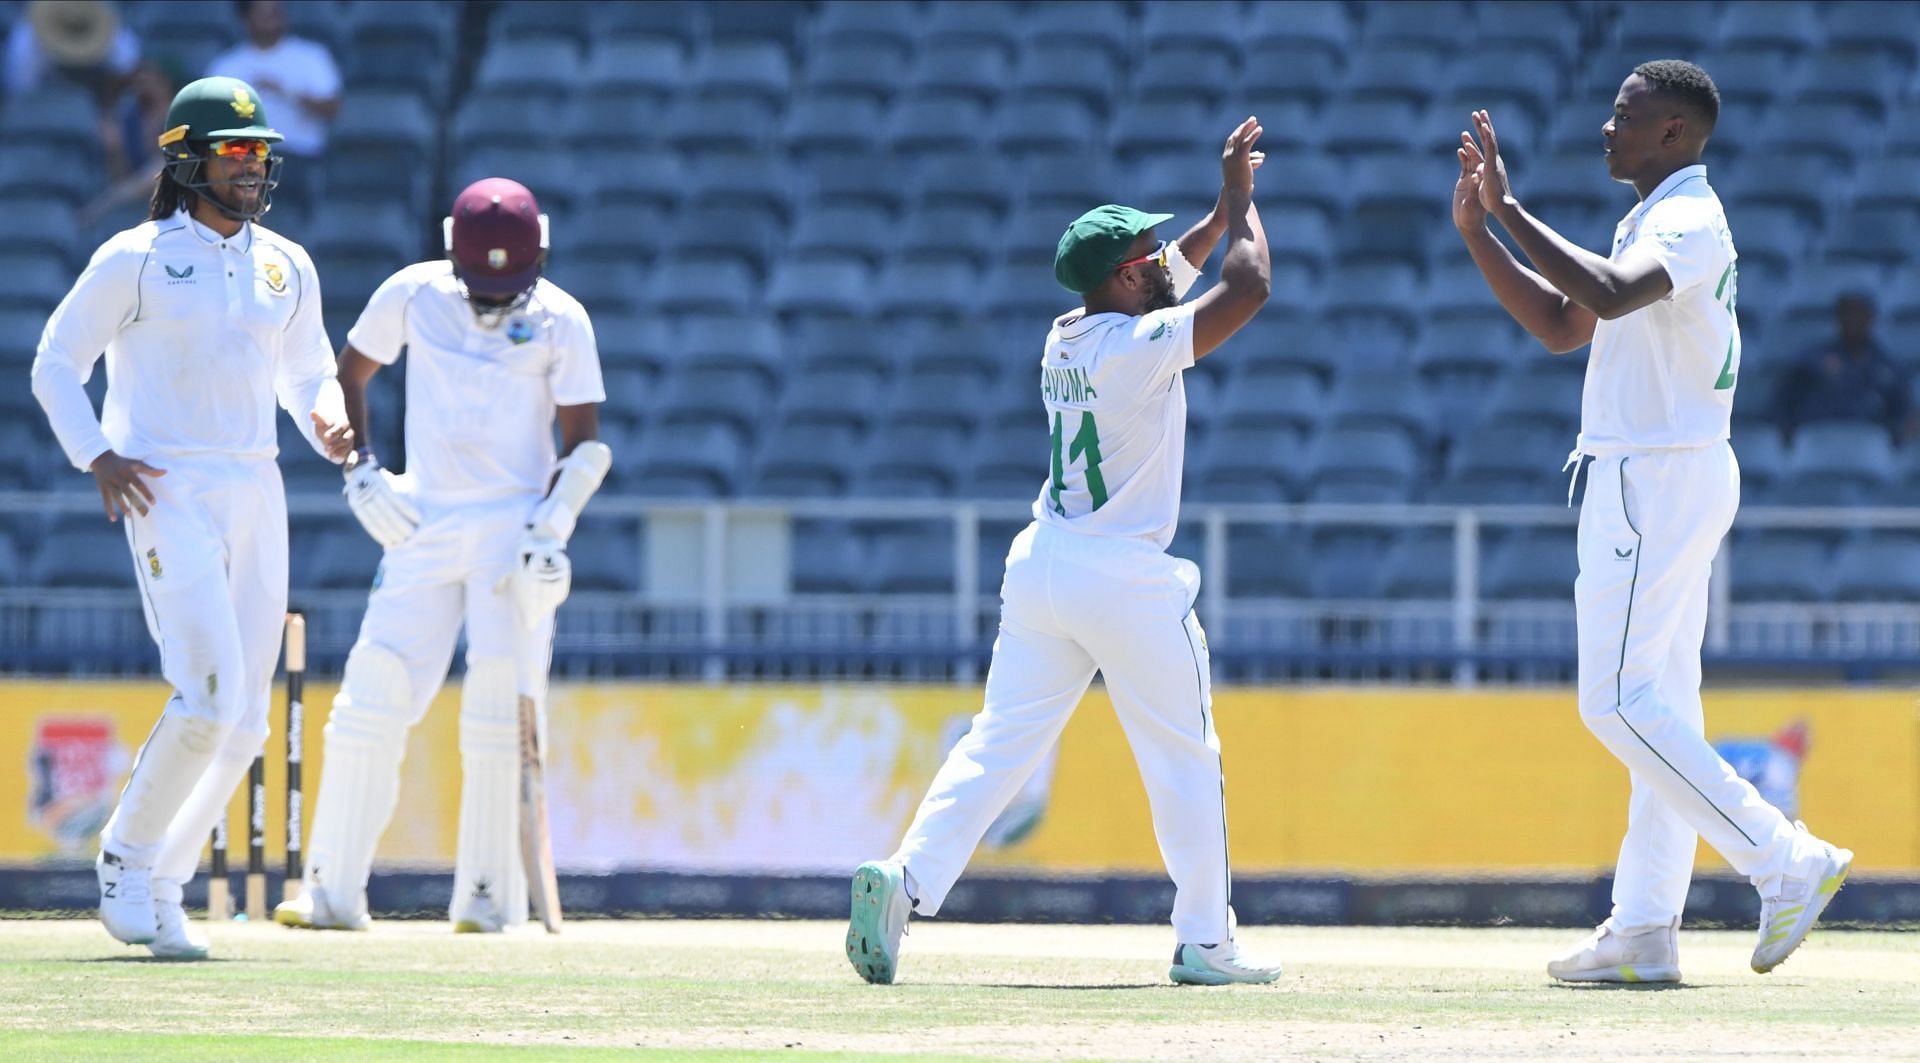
[1454,131,1488,232]
[1466,110,1515,215]
[1221,115,1265,192]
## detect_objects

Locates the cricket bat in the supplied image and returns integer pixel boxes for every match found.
[518,694,562,933]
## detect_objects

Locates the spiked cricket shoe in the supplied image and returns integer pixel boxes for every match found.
[149,899,210,959]
[96,850,157,945]
[274,885,371,931]
[1752,839,1853,973]
[846,861,911,984]
[1169,938,1284,986]
[453,892,505,934]
[1547,917,1681,983]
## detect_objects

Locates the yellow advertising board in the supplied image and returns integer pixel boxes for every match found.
[4,681,1915,874]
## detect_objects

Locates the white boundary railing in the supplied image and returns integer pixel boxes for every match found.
[6,490,1920,683]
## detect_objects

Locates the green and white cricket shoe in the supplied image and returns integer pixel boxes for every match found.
[1546,917,1681,983]
[1751,839,1853,974]
[274,885,371,931]
[1169,938,1284,986]
[149,899,209,960]
[846,861,911,985]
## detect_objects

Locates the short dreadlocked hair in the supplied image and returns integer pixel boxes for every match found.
[1633,59,1720,135]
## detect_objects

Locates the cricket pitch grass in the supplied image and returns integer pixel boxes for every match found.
[1,918,1915,1061]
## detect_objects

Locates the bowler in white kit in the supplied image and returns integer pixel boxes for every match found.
[848,118,1280,986]
[30,76,349,959]
[1455,60,1852,981]
[273,178,609,933]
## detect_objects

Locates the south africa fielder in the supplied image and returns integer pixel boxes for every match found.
[30,76,350,959]
[273,178,608,933]
[1455,61,1852,982]
[848,118,1280,986]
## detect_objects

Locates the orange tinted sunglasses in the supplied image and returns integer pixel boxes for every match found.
[208,138,272,158]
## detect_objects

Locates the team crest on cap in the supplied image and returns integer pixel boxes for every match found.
[487,248,508,269]
[231,87,256,119]
[262,262,287,294]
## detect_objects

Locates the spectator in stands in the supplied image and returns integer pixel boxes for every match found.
[1773,291,1912,442]
[206,0,339,157]
[4,0,140,98]
[83,58,182,226]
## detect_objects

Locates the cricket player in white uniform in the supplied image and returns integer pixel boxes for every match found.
[848,119,1278,986]
[30,76,350,959]
[273,178,609,933]
[1455,61,1852,981]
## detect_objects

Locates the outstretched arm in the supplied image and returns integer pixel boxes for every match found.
[1466,110,1672,321]
[1453,135,1597,354]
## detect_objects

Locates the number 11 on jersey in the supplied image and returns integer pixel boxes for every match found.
[1049,410,1108,516]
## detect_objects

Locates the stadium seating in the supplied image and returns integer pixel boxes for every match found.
[9,0,1919,615]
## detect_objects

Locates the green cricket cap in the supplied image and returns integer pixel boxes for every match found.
[1053,204,1175,295]
[157,76,282,157]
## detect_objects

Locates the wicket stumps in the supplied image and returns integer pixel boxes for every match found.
[207,612,307,921]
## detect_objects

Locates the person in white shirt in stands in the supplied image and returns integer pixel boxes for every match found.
[29,75,351,960]
[206,0,339,158]
[1454,59,1852,984]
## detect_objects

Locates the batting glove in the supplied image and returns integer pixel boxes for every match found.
[343,456,420,548]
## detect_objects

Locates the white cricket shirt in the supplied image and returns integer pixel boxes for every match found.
[205,37,343,156]
[31,211,336,471]
[1579,164,1740,453]
[346,262,606,505]
[1031,302,1198,549]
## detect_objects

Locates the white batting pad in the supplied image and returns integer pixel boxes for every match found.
[302,641,413,906]
[453,655,527,928]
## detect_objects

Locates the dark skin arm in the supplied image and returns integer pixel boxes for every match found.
[1453,135,1598,354]
[1466,111,1673,322]
[334,345,381,467]
[1187,116,1271,359]
[555,404,600,459]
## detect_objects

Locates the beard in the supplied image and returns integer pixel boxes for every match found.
[1141,268,1178,312]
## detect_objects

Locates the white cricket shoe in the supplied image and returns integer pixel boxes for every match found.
[274,885,371,931]
[1752,835,1853,974]
[1169,938,1284,986]
[149,899,209,960]
[846,861,912,985]
[1547,917,1681,983]
[96,850,157,945]
[452,891,505,934]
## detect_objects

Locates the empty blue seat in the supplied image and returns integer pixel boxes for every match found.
[866,526,958,594]
[1483,531,1578,600]
[789,203,894,264]
[1247,0,1353,58]
[1011,43,1117,111]
[0,88,98,145]
[1795,51,1900,118]
[993,97,1101,157]
[1218,366,1324,433]
[582,38,687,99]
[680,314,784,376]
[1225,527,1310,597]
[886,95,991,157]
[1436,425,1562,503]
[779,365,888,428]
[1113,100,1215,159]
[653,365,775,435]
[473,39,581,99]
[1618,2,1717,54]
[295,525,383,591]
[1327,374,1435,441]
[1729,533,1834,601]
[690,40,793,102]
[790,520,867,594]
[664,206,783,272]
[1190,426,1308,503]
[768,253,873,319]
[706,0,809,45]
[1825,1,1920,65]
[635,420,750,497]
[908,40,1014,104]
[1344,44,1445,105]
[1781,421,1897,502]
[1381,530,1456,598]
[856,421,968,499]
[812,0,919,51]
[1239,44,1343,104]
[1323,99,1423,158]
[1483,369,1582,435]
[568,523,642,592]
[1306,426,1422,499]
[1832,534,1920,601]
[784,93,885,157]
[1717,1,1823,56]
[749,419,862,498]
[1413,317,1523,378]
[31,520,130,588]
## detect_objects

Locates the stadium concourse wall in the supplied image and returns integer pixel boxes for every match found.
[6,680,1919,926]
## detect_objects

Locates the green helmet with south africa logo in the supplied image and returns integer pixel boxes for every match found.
[156,76,284,222]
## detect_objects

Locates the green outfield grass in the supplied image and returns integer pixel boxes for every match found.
[1,919,1915,1061]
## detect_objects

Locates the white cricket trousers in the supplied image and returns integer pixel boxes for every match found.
[101,455,288,904]
[892,521,1234,945]
[1575,441,1816,929]
[300,493,553,926]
